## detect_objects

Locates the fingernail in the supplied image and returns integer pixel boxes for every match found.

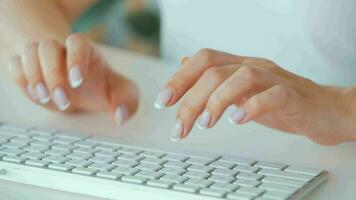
[53,87,70,111]
[35,82,50,104]
[69,65,83,88]
[115,104,129,126]
[170,119,183,142]
[26,84,38,100]
[154,88,173,109]
[228,106,246,124]
[197,110,212,129]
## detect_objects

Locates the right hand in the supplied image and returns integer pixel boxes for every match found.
[7,34,139,126]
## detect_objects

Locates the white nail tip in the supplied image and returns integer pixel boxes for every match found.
[69,66,83,88]
[170,120,183,142]
[228,106,246,124]
[115,105,129,126]
[53,87,70,111]
[154,88,173,109]
[197,110,211,129]
[35,83,50,104]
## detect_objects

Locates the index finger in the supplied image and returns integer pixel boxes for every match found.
[154,49,244,109]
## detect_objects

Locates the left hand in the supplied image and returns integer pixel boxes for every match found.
[155,48,356,145]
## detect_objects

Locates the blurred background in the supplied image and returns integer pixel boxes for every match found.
[73,0,160,56]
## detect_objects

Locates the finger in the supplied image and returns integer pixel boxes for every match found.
[155,49,243,109]
[7,55,30,96]
[172,65,238,140]
[230,85,295,124]
[66,33,91,88]
[21,42,50,103]
[38,39,71,111]
[205,66,279,127]
[108,72,140,126]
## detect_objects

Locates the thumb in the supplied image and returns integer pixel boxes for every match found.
[107,71,140,126]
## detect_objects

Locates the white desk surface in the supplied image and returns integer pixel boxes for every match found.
[0,47,355,200]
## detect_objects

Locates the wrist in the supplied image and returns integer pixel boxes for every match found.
[337,86,356,141]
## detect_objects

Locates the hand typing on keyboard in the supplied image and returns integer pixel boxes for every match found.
[7,34,139,126]
[155,48,356,145]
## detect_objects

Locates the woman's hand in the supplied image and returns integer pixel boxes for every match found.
[155,48,356,145]
[7,34,139,126]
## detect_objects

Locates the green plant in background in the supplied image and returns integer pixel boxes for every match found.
[72,0,160,56]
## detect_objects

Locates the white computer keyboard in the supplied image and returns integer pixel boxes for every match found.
[0,123,327,200]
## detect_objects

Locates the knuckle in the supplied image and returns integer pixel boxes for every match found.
[197,48,215,66]
[238,66,259,81]
[273,85,292,100]
[203,67,224,83]
[259,58,274,65]
[208,91,228,109]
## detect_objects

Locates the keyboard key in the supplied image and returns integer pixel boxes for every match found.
[10,137,33,144]
[220,156,256,166]
[226,192,257,200]
[53,137,79,145]
[164,161,191,169]
[210,161,236,169]
[255,162,286,170]
[23,145,49,153]
[235,186,265,196]
[284,166,322,176]
[25,159,50,167]
[140,150,165,158]
[163,154,188,162]
[234,165,260,173]
[45,149,71,156]
[186,157,214,165]
[89,156,114,164]
[159,167,185,175]
[95,144,120,151]
[2,155,27,163]
[135,163,162,171]
[122,175,147,184]
[31,141,54,147]
[200,188,227,198]
[261,176,305,187]
[140,157,166,165]
[43,156,70,164]
[173,184,200,193]
[258,169,314,181]
[118,147,142,155]
[1,148,25,156]
[135,170,163,179]
[210,182,238,192]
[234,179,261,187]
[183,170,210,179]
[3,142,28,149]
[73,147,98,154]
[111,166,139,175]
[21,152,46,160]
[67,152,93,160]
[262,191,291,200]
[258,182,300,193]
[209,174,235,183]
[48,163,74,171]
[146,180,173,189]
[74,141,98,148]
[184,178,213,187]
[52,144,76,150]
[57,132,87,140]
[94,150,120,158]
[66,159,92,167]
[236,172,264,180]
[118,153,144,161]
[212,168,239,176]
[188,164,214,173]
[160,174,188,183]
[72,167,97,175]
[96,171,123,180]
[112,159,139,168]
[88,163,115,171]
[32,135,53,141]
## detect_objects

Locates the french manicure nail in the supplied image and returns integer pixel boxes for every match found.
[198,110,212,129]
[115,104,129,126]
[53,87,70,111]
[154,88,173,109]
[26,84,38,100]
[170,119,183,142]
[228,106,246,124]
[69,65,83,88]
[35,83,50,104]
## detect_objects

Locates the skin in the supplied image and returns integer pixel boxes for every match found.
[1,0,139,125]
[159,49,356,145]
